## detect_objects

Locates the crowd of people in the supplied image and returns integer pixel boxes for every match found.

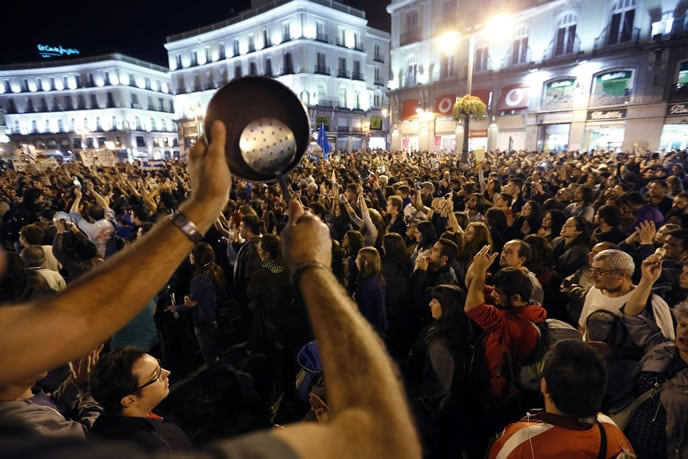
[1,132,688,458]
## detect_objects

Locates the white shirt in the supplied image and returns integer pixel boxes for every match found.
[579,286,675,340]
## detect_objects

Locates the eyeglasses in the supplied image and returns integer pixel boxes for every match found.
[590,268,619,276]
[132,362,165,393]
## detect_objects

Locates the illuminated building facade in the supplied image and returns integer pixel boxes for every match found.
[165,0,390,151]
[387,0,688,153]
[0,54,178,160]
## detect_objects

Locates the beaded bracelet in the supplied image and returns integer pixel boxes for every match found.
[291,261,331,286]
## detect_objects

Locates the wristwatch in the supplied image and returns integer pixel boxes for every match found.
[169,210,203,243]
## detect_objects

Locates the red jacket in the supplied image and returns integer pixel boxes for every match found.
[467,292,547,404]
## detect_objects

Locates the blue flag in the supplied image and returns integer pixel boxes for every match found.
[317,123,331,160]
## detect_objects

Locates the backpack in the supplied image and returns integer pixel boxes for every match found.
[516,318,583,391]
[585,309,644,410]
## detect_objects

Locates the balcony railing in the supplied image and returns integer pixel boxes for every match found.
[351,71,364,81]
[543,36,581,61]
[374,79,385,86]
[315,33,329,43]
[337,70,350,78]
[594,27,640,51]
[400,30,421,46]
[589,93,631,107]
[314,66,330,75]
[373,56,384,63]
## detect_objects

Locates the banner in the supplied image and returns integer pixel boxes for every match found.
[434,94,457,116]
[78,149,117,167]
[498,84,529,111]
[401,99,420,120]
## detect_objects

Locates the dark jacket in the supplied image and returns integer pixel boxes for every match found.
[551,237,589,278]
[90,413,192,453]
[355,275,388,335]
[232,237,261,304]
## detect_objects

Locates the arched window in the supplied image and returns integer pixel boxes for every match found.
[555,13,577,56]
[511,25,529,65]
[608,0,636,45]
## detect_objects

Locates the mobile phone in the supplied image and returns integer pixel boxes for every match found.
[73,177,82,188]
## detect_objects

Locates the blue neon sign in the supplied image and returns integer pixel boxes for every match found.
[37,44,81,59]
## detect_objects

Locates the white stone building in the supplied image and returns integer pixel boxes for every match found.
[387,0,688,153]
[165,0,390,151]
[0,54,179,160]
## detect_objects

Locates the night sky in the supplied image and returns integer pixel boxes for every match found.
[2,0,390,67]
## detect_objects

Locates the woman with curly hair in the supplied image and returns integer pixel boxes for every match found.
[460,222,493,267]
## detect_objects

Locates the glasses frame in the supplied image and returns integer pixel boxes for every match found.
[590,267,620,276]
[132,362,163,393]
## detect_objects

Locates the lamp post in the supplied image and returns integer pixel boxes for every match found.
[439,15,509,162]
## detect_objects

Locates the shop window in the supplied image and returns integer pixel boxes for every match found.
[591,70,633,106]
[677,61,688,88]
[542,79,577,110]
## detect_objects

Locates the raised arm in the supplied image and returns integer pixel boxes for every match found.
[0,120,231,385]
[624,252,663,316]
[274,199,420,459]
[465,245,497,313]
[84,181,110,210]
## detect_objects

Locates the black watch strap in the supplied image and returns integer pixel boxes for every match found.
[169,210,203,243]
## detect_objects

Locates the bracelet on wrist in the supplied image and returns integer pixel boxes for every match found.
[291,261,331,286]
[169,210,204,243]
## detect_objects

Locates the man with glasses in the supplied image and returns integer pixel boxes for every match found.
[578,249,674,340]
[89,347,192,452]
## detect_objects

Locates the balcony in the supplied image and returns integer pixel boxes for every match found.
[594,27,640,51]
[337,70,350,78]
[314,66,331,75]
[315,33,329,43]
[373,56,384,63]
[374,79,385,86]
[399,30,421,46]
[315,98,337,108]
[543,36,581,61]
[351,71,364,81]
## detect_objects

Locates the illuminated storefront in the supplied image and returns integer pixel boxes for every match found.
[660,102,688,151]
[584,109,627,151]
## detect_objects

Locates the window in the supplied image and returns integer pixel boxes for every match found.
[592,70,633,105]
[374,94,381,107]
[374,44,382,62]
[265,57,273,76]
[317,85,326,104]
[283,53,294,74]
[107,92,116,108]
[218,44,226,60]
[678,61,688,88]
[406,56,417,86]
[652,12,675,37]
[263,29,271,47]
[608,0,635,45]
[338,88,347,108]
[282,23,291,41]
[249,62,257,76]
[354,92,361,110]
[374,67,382,84]
[475,45,489,72]
[542,78,577,109]
[147,96,154,110]
[338,57,347,77]
[248,34,255,52]
[511,26,529,65]
[234,65,243,79]
[353,60,362,80]
[131,94,140,108]
[316,22,326,41]
[440,55,455,78]
[233,40,240,56]
[145,78,151,90]
[402,11,419,44]
[555,13,577,56]
[316,53,327,74]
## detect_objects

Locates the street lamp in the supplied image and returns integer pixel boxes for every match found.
[439,14,509,161]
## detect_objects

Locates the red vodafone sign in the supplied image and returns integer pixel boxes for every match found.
[498,84,529,111]
[434,94,456,116]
